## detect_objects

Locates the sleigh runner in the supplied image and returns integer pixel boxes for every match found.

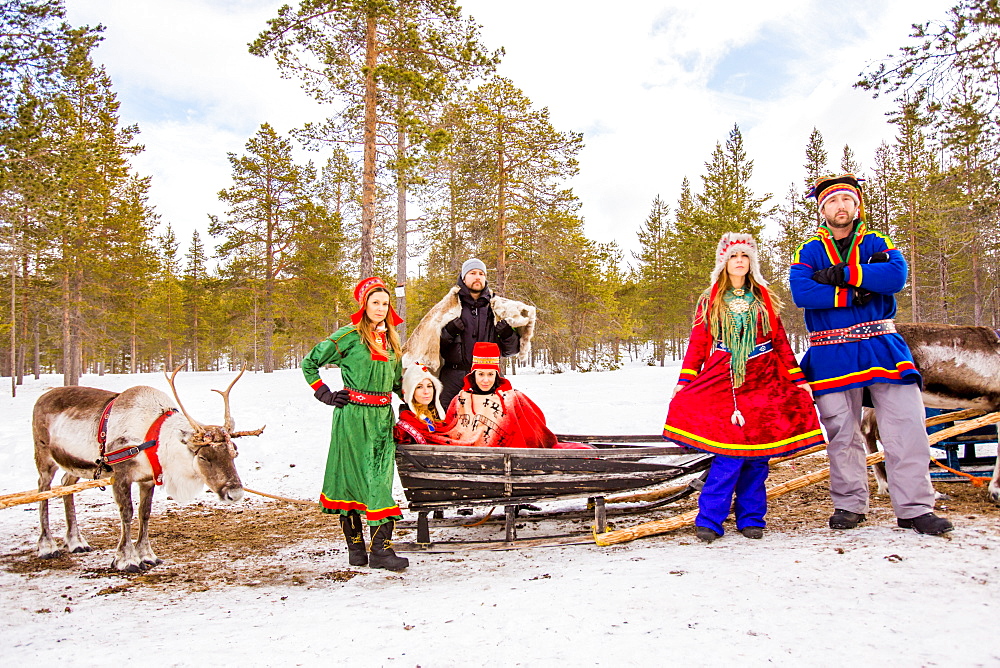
[394,436,713,545]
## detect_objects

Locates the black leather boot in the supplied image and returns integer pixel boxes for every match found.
[339,511,368,566]
[369,520,409,571]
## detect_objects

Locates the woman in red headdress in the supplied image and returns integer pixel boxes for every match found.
[302,277,409,571]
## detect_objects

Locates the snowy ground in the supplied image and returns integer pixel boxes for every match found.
[1,364,998,666]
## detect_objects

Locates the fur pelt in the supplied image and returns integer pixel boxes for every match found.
[403,286,536,373]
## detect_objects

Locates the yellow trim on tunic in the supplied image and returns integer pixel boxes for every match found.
[662,425,825,451]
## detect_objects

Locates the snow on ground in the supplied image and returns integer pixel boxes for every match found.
[1,364,999,666]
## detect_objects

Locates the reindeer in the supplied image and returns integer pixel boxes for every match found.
[860,323,1000,504]
[32,366,264,572]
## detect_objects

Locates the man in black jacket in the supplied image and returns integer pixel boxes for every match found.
[439,258,521,408]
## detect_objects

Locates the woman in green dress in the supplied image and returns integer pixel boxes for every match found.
[302,276,408,571]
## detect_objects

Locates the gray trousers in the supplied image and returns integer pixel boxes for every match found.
[814,382,935,519]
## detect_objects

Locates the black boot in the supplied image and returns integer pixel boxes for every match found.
[829,509,866,530]
[897,512,954,535]
[369,520,409,571]
[339,512,368,566]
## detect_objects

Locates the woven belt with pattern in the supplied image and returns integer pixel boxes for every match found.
[714,341,773,359]
[808,319,896,346]
[345,388,393,407]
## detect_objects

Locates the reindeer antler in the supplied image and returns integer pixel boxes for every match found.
[230,426,266,438]
[211,363,247,432]
[164,365,205,435]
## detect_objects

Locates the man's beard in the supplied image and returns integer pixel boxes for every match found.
[824,213,854,229]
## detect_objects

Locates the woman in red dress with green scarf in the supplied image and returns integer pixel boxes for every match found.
[302,277,408,571]
[663,233,825,543]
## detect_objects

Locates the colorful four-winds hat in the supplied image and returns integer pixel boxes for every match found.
[350,276,404,326]
[808,173,866,222]
[470,341,501,372]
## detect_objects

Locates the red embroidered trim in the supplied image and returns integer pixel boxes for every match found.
[396,419,428,444]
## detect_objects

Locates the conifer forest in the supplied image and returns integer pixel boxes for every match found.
[2,0,999,389]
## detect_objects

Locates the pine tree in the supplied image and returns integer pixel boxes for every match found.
[210,123,320,372]
[154,223,183,369]
[251,0,500,279]
[633,196,674,364]
[459,77,583,295]
[43,38,141,385]
[184,230,208,371]
[696,124,774,241]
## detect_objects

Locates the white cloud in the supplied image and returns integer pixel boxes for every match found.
[64,0,954,268]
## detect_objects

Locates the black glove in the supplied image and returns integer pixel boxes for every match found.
[868,251,889,264]
[495,319,514,339]
[812,262,849,288]
[444,317,465,337]
[315,386,350,407]
[853,289,874,307]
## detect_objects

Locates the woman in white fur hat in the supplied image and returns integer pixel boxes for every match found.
[662,232,824,543]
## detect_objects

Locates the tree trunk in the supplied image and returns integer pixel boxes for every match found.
[8,238,15,397]
[33,317,40,379]
[496,135,507,295]
[908,196,918,322]
[395,122,408,342]
[359,14,378,279]
[265,218,275,373]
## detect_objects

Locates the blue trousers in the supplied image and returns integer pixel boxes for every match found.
[695,455,770,534]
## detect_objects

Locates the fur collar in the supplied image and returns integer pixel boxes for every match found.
[402,286,536,373]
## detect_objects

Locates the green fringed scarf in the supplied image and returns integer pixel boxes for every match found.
[708,287,771,388]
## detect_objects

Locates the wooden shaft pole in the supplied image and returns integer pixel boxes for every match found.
[0,477,113,510]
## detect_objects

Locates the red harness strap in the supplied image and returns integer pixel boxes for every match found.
[142,409,177,486]
[97,406,177,486]
[96,396,118,451]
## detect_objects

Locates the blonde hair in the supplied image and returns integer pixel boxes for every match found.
[412,400,442,423]
[357,288,402,358]
[696,272,783,333]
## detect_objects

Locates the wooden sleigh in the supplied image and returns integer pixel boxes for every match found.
[394,435,713,547]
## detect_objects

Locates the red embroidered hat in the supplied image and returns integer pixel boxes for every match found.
[470,342,501,372]
[350,276,404,326]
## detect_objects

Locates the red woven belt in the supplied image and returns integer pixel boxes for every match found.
[809,319,896,346]
[346,388,393,407]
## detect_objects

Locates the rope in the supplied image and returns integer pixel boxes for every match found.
[930,459,986,487]
[0,477,114,510]
[461,506,497,527]
[242,487,315,506]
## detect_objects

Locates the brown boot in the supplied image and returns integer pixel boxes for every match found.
[369,520,409,571]
[339,511,368,566]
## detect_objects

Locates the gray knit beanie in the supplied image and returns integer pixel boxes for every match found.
[461,258,487,280]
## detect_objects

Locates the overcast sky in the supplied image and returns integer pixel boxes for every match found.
[64,0,953,269]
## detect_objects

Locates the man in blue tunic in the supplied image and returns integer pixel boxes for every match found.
[789,174,952,535]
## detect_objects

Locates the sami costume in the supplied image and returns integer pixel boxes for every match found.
[789,175,947,533]
[395,345,591,450]
[788,178,918,396]
[302,277,404,526]
[663,233,824,537]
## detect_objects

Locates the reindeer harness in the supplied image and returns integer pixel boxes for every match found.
[95,396,178,486]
